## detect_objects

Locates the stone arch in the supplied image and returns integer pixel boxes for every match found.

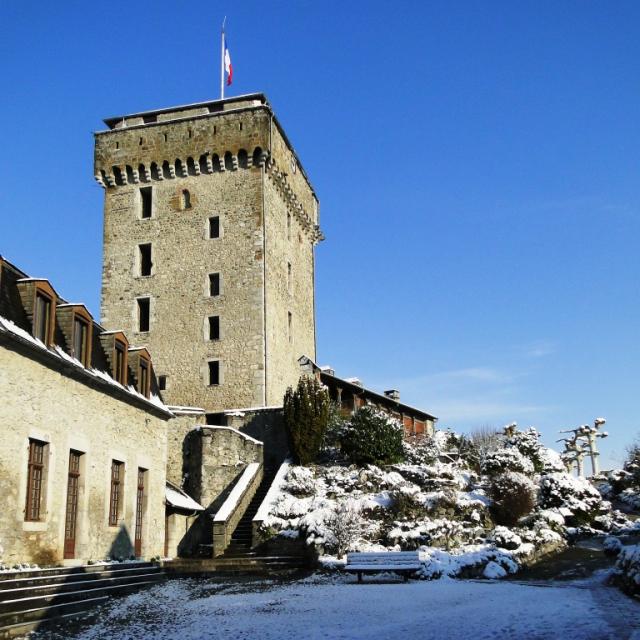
[112,166,125,186]
[224,151,234,171]
[199,154,209,174]
[150,162,161,181]
[125,165,136,184]
[175,158,185,178]
[186,157,198,176]
[252,146,263,167]
[237,149,248,169]
[211,153,221,172]
[138,164,148,182]
[162,161,172,180]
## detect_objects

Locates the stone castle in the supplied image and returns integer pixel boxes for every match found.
[0,93,436,568]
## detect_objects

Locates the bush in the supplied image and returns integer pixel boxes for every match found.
[506,427,565,474]
[324,500,363,557]
[482,448,535,477]
[489,472,536,526]
[283,375,330,465]
[624,438,640,485]
[538,472,602,526]
[341,406,405,466]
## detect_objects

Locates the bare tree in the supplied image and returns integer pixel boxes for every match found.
[469,424,503,470]
[326,500,362,558]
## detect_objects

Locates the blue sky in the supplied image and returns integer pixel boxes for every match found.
[2,1,639,467]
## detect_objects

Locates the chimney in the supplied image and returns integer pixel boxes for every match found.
[384,389,400,401]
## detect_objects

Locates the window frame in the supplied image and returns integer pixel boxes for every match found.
[71,309,92,367]
[208,216,220,239]
[33,290,54,346]
[208,315,220,341]
[208,273,221,297]
[138,356,151,398]
[138,243,153,277]
[114,339,128,384]
[137,297,151,333]
[25,439,47,521]
[208,360,221,386]
[108,460,124,527]
[140,186,153,219]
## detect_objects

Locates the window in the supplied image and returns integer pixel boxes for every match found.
[64,450,82,559]
[208,316,220,341]
[208,360,220,386]
[134,468,146,556]
[114,339,127,384]
[73,316,90,366]
[158,375,167,391]
[208,216,220,239]
[34,292,52,345]
[109,460,124,526]
[209,273,220,297]
[182,189,191,210]
[287,262,292,293]
[288,311,293,344]
[25,439,47,521]
[140,187,152,219]
[137,297,150,332]
[138,358,150,398]
[287,212,291,241]
[139,243,153,276]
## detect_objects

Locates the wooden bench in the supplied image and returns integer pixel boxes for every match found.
[345,552,422,583]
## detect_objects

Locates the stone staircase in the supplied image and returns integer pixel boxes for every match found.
[0,562,165,638]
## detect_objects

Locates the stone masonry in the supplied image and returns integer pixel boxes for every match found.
[95,94,322,414]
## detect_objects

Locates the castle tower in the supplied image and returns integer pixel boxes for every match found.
[94,94,321,414]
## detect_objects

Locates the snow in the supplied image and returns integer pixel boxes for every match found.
[166,405,205,415]
[165,485,204,512]
[50,574,640,640]
[213,463,261,522]
[253,460,292,523]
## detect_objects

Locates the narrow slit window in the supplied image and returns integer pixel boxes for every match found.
[209,216,220,239]
[287,262,292,293]
[208,360,220,386]
[139,243,153,276]
[137,298,150,332]
[209,273,220,297]
[208,316,220,341]
[140,187,152,219]
[288,311,293,344]
[182,189,191,210]
[287,212,291,240]
[158,375,167,391]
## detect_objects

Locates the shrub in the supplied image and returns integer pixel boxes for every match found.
[466,425,504,471]
[482,448,535,477]
[283,375,330,465]
[489,472,536,527]
[538,472,602,526]
[506,427,564,474]
[341,406,405,466]
[624,438,640,485]
[614,544,640,597]
[324,500,362,557]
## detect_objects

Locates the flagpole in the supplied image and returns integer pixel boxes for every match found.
[220,17,226,99]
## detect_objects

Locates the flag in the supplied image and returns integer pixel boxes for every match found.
[224,36,233,86]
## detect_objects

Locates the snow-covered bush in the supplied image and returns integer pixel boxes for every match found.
[489,472,536,526]
[603,536,623,556]
[538,472,602,525]
[491,526,523,550]
[613,544,640,596]
[284,375,330,464]
[285,466,317,497]
[624,438,640,485]
[324,499,362,557]
[464,426,504,472]
[482,448,535,477]
[402,434,441,466]
[506,427,564,474]
[341,407,405,466]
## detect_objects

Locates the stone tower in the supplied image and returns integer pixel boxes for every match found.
[95,94,321,414]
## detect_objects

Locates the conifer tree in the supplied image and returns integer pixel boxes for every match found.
[283,375,330,465]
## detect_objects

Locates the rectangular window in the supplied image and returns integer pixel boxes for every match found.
[73,316,89,366]
[139,358,150,397]
[134,468,146,557]
[114,340,127,384]
[34,293,52,344]
[208,216,220,239]
[140,187,152,219]
[64,450,82,559]
[25,439,47,521]
[208,316,220,341]
[137,297,150,332]
[139,243,152,276]
[288,311,293,344]
[208,360,220,386]
[158,375,167,391]
[109,460,124,526]
[209,273,220,297]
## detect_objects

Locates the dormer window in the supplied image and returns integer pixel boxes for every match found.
[114,340,127,385]
[73,315,90,366]
[34,292,52,345]
[138,357,150,398]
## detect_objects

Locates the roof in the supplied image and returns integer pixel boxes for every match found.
[165,482,204,512]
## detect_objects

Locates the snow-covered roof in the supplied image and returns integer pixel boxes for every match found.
[200,426,263,446]
[167,405,206,416]
[222,405,283,416]
[165,483,204,512]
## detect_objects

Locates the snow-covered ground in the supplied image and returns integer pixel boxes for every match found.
[44,572,640,640]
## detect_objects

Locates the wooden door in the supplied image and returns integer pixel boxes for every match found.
[134,468,145,557]
[63,451,81,559]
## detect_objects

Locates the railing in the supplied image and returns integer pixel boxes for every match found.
[211,462,263,557]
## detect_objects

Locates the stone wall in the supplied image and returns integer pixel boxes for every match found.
[0,343,169,566]
[165,413,205,488]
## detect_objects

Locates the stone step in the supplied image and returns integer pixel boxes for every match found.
[0,566,162,591]
[0,562,157,583]
[0,580,160,617]
[0,572,163,604]
[0,596,108,639]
